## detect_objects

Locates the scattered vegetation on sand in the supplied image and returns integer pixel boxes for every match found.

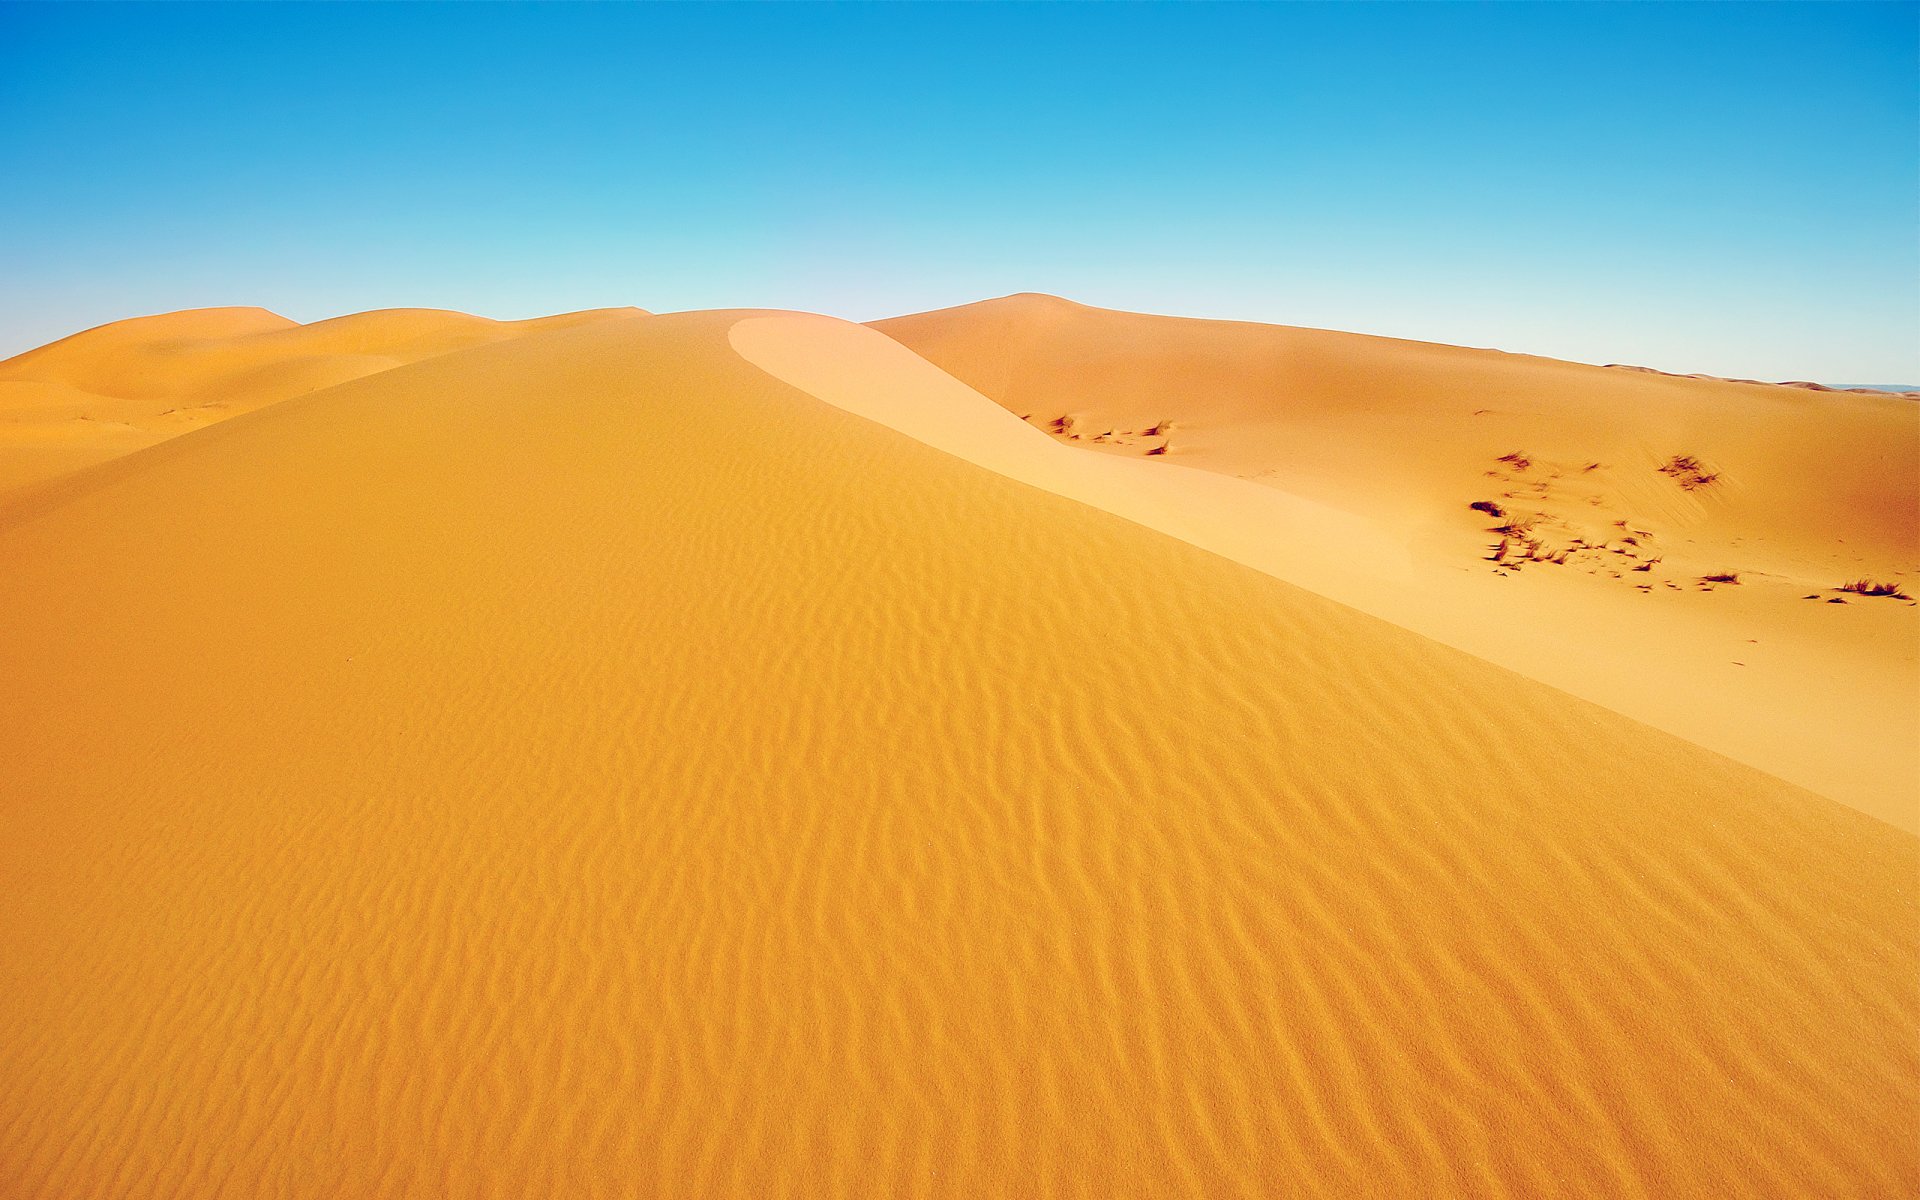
[1659,454,1720,491]
[1034,415,1179,458]
[1492,516,1537,538]
[1837,579,1913,600]
[1486,535,1576,566]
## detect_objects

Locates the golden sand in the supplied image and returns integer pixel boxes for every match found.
[0,305,641,499]
[875,295,1920,826]
[1,305,1913,1196]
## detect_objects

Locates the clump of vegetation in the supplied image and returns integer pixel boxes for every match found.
[1699,572,1740,585]
[1487,536,1573,566]
[1144,419,1175,437]
[1659,454,1720,491]
[1837,579,1913,600]
[1495,451,1532,472]
[1469,500,1506,519]
[1492,516,1537,538]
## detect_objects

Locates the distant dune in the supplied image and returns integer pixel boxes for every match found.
[1,303,1913,1197]
[1832,383,1920,395]
[0,305,643,497]
[1601,364,1920,398]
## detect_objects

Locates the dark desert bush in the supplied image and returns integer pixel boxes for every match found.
[1838,579,1912,600]
[1659,454,1720,491]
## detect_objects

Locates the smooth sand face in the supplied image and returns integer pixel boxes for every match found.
[872,295,1920,828]
[0,307,1914,1197]
[0,305,643,498]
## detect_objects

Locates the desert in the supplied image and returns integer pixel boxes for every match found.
[4,3,1914,1195]
[0,298,1913,1197]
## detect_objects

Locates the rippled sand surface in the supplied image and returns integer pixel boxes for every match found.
[1,309,1913,1197]
[874,294,1920,825]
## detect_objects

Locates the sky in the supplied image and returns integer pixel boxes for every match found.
[1,2,1915,381]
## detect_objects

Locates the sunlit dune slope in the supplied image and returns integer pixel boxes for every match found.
[872,294,1920,826]
[1,310,1912,1198]
[0,305,643,496]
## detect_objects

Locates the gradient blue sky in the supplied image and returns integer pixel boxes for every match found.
[3,2,1915,380]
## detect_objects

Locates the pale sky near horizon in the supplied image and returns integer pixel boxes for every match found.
[2,2,1915,381]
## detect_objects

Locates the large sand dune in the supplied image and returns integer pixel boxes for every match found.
[0,305,642,498]
[874,295,1920,827]
[1,307,1914,1196]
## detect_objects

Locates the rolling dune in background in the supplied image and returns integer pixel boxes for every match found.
[0,307,1913,1197]
[0,305,643,498]
[873,295,1920,826]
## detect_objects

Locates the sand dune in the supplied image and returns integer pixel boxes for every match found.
[0,305,643,497]
[1602,360,1920,398]
[0,307,1913,1197]
[872,294,1920,827]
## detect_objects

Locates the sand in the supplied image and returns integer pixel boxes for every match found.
[874,294,1920,828]
[0,305,642,499]
[0,305,1913,1197]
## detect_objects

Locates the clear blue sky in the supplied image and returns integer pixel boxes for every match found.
[2,2,1915,380]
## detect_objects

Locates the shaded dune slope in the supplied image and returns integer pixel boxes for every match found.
[0,311,1912,1197]
[0,305,643,496]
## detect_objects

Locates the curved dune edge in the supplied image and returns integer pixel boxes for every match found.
[730,313,1917,827]
[860,295,1917,825]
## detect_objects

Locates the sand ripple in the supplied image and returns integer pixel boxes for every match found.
[0,311,1912,1196]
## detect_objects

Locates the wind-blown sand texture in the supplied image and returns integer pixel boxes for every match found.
[1,305,1914,1197]
[874,294,1920,826]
